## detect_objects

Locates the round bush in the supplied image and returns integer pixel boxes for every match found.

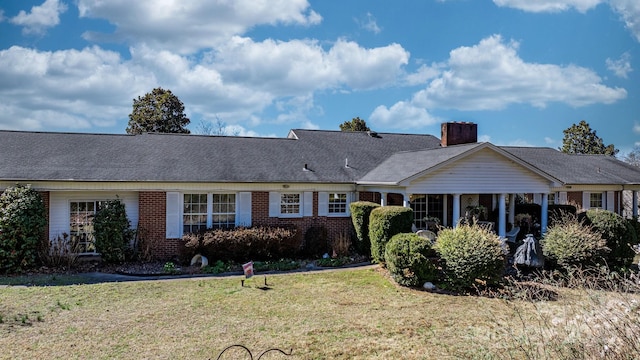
[0,184,47,273]
[579,209,638,268]
[541,215,608,269]
[434,224,505,291]
[385,233,437,287]
[368,206,414,264]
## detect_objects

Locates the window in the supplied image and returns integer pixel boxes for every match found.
[280,193,300,214]
[410,195,443,229]
[70,200,105,254]
[328,193,348,214]
[183,194,208,234]
[183,193,237,234]
[590,193,603,209]
[212,193,235,229]
[548,193,556,205]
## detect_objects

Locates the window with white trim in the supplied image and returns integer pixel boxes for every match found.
[590,193,603,209]
[328,193,348,214]
[548,193,556,205]
[70,200,106,254]
[183,193,238,234]
[212,193,236,229]
[183,194,208,234]
[280,193,301,214]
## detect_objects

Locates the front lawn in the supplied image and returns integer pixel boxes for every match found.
[0,268,638,359]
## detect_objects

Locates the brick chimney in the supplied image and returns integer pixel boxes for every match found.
[441,122,477,147]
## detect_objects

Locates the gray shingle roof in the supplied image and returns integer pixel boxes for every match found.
[0,129,440,183]
[358,143,482,184]
[502,147,640,185]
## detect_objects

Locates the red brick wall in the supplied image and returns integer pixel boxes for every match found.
[138,191,182,260]
[567,191,583,209]
[252,191,354,247]
[358,192,381,203]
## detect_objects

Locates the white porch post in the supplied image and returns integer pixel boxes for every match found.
[452,194,461,227]
[380,192,387,206]
[498,193,506,237]
[541,193,549,235]
[403,193,410,207]
[633,191,638,218]
[508,193,516,226]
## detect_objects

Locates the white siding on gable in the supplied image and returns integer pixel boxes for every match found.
[406,148,553,194]
[49,191,139,240]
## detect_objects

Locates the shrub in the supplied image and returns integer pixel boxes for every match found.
[434,224,505,291]
[541,214,608,269]
[93,198,134,263]
[368,206,414,263]
[579,209,638,268]
[182,226,299,262]
[303,226,329,258]
[0,184,47,273]
[350,201,380,255]
[385,233,437,287]
[38,233,80,269]
[330,230,352,257]
[548,204,577,226]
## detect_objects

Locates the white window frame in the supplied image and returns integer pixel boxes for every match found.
[328,192,348,215]
[269,191,313,218]
[280,193,301,216]
[590,192,603,209]
[179,192,242,236]
[69,200,106,255]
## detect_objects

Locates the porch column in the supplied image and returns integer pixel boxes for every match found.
[380,192,387,206]
[541,193,549,235]
[452,194,461,227]
[633,191,638,218]
[508,193,516,226]
[498,193,506,237]
[443,196,449,227]
[403,193,410,207]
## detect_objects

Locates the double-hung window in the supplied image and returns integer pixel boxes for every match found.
[70,200,105,254]
[280,193,301,215]
[183,193,237,234]
[590,192,603,209]
[328,193,348,214]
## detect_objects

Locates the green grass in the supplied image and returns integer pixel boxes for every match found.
[0,268,637,359]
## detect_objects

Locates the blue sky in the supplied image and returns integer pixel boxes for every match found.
[1,0,638,154]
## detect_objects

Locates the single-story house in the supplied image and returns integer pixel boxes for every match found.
[1,122,638,259]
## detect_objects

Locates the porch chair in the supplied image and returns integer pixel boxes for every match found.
[505,226,520,243]
[416,230,437,243]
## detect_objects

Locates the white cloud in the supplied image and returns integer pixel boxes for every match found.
[0,46,153,130]
[633,122,640,134]
[405,64,442,86]
[606,52,633,78]
[609,0,640,42]
[493,0,603,13]
[412,35,626,110]
[369,101,440,129]
[357,12,381,34]
[544,136,556,144]
[478,134,492,143]
[10,0,67,35]
[77,0,322,54]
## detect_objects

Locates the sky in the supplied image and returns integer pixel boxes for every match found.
[0,0,639,155]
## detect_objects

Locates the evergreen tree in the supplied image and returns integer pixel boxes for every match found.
[560,120,618,156]
[126,87,190,134]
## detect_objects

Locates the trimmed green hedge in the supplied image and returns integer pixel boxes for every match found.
[350,201,380,255]
[369,206,413,263]
[385,233,437,287]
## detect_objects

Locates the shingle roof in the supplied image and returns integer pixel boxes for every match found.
[0,129,440,183]
[358,143,482,184]
[502,147,640,185]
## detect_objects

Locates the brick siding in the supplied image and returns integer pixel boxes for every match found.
[138,191,183,260]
